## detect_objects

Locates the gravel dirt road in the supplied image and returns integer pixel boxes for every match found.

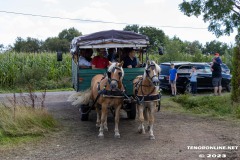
[0,91,240,160]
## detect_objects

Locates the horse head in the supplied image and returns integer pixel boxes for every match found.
[107,61,124,90]
[144,60,161,86]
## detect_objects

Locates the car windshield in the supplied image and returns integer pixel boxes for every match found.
[221,64,229,70]
[160,64,171,75]
[204,66,211,73]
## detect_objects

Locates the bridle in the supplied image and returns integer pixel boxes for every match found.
[107,66,123,84]
[145,62,159,86]
[134,62,161,111]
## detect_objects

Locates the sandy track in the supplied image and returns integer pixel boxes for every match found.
[0,92,239,160]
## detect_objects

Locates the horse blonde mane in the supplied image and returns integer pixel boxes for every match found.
[107,62,124,78]
[143,61,161,78]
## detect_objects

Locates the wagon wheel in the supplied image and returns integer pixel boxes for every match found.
[126,103,136,119]
[80,105,89,121]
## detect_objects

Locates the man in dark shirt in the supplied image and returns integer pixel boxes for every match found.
[123,48,138,68]
[211,58,222,96]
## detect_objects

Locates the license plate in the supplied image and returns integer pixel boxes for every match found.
[159,76,164,80]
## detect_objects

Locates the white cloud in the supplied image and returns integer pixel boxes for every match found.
[143,0,165,4]
[41,0,58,4]
[91,1,111,8]
[0,0,236,46]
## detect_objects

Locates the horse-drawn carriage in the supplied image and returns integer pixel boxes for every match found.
[68,30,162,139]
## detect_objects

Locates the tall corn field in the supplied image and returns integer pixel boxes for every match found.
[0,52,71,91]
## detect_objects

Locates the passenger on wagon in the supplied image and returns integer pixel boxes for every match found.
[107,48,119,62]
[92,48,110,69]
[123,48,140,68]
[78,49,93,68]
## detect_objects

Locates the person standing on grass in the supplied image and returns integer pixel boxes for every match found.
[169,63,177,96]
[211,57,222,96]
[214,52,222,64]
[190,66,197,95]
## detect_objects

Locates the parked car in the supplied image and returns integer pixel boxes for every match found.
[159,62,232,93]
[221,63,231,74]
[209,62,231,75]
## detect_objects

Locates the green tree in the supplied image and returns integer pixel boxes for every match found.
[43,37,69,53]
[188,40,203,55]
[123,25,140,33]
[13,37,41,53]
[13,37,25,52]
[123,25,166,55]
[24,37,41,53]
[179,0,240,102]
[179,0,240,37]
[0,44,4,53]
[58,27,82,42]
[231,47,240,102]
[139,26,166,47]
[202,40,229,55]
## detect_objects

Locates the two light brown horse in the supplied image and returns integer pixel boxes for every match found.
[133,61,161,140]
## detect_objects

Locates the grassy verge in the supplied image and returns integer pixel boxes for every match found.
[161,93,240,120]
[0,105,58,147]
[0,88,74,94]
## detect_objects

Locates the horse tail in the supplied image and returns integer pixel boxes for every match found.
[68,88,92,106]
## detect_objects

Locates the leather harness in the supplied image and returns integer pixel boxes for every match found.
[134,63,161,111]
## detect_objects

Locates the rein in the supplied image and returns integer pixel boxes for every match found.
[81,74,126,115]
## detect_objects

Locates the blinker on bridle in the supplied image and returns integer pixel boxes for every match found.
[107,66,123,83]
[145,63,159,84]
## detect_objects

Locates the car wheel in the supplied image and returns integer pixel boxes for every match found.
[184,83,191,94]
[226,84,231,92]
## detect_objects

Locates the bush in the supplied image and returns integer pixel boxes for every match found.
[0,106,57,137]
[231,46,240,102]
[172,94,237,118]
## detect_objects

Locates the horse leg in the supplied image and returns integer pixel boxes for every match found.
[137,104,145,134]
[114,105,121,138]
[148,105,155,140]
[96,105,101,127]
[98,104,107,138]
[103,112,108,131]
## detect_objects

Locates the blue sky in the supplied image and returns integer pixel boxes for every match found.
[0,0,236,46]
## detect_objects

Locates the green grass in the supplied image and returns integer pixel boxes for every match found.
[0,105,58,146]
[162,93,240,120]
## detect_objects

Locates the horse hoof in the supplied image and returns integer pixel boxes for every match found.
[114,134,120,138]
[138,129,146,134]
[138,128,145,134]
[98,134,104,139]
[149,135,155,140]
[138,128,142,134]
[147,126,150,131]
